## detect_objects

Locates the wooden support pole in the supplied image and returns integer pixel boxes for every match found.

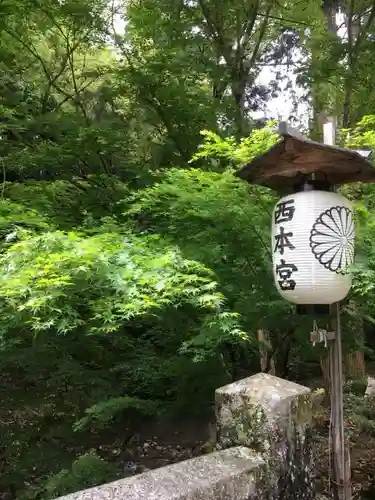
[323,117,336,146]
[323,118,351,500]
[329,302,351,500]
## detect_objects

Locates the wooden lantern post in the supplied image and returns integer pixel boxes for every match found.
[236,121,375,500]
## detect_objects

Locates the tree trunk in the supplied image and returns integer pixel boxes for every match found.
[344,350,366,379]
[320,354,330,389]
[257,329,275,375]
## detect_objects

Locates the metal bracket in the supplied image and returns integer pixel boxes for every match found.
[310,329,336,344]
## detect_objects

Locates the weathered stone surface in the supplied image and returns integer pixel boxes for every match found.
[215,373,314,500]
[215,373,311,449]
[55,447,265,500]
[366,376,375,396]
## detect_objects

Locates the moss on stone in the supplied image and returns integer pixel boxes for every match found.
[215,374,315,500]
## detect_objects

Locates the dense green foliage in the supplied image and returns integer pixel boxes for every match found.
[2,0,375,498]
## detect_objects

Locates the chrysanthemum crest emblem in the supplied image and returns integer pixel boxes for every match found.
[310,206,354,273]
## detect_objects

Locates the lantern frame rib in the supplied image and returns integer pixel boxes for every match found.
[236,133,375,193]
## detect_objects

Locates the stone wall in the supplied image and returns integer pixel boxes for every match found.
[215,373,316,500]
[56,374,315,500]
[55,447,266,500]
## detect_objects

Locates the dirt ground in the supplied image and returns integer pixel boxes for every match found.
[110,416,210,475]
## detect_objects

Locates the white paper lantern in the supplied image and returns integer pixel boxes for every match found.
[271,190,355,304]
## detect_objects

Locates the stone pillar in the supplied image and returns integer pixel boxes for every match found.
[215,373,315,500]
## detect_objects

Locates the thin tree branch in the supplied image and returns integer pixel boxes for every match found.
[248,2,273,71]
[197,0,233,65]
[354,1,375,54]
[237,0,260,62]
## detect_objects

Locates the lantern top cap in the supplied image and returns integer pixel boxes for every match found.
[236,124,375,193]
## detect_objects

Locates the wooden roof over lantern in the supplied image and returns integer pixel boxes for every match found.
[235,127,375,194]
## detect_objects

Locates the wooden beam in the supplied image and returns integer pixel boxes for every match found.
[329,302,351,500]
[323,117,336,146]
[324,117,352,500]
